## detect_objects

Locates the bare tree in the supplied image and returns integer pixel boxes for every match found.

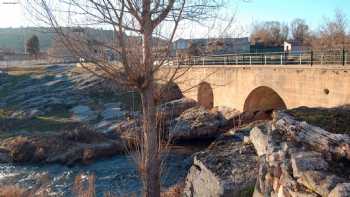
[250,21,289,47]
[25,0,229,196]
[313,9,349,50]
[290,18,311,45]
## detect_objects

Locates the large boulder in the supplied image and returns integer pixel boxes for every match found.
[329,183,350,197]
[105,118,142,145]
[211,106,240,120]
[252,111,350,197]
[157,97,198,121]
[169,106,227,141]
[4,136,37,162]
[290,151,328,178]
[0,148,11,163]
[297,171,343,197]
[0,128,124,165]
[183,132,258,197]
[249,126,268,156]
[233,110,272,127]
[154,82,183,104]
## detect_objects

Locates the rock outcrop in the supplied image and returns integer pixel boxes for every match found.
[211,106,240,120]
[157,97,198,121]
[105,118,142,145]
[169,106,227,142]
[0,128,124,165]
[251,111,350,197]
[154,82,183,104]
[183,129,258,197]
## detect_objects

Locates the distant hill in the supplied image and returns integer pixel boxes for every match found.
[0,27,115,53]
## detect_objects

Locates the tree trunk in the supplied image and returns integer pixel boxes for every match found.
[140,86,161,197]
[140,2,160,195]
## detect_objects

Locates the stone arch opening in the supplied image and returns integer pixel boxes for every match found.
[198,82,214,109]
[243,86,287,112]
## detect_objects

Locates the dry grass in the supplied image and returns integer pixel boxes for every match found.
[0,186,27,197]
[4,66,47,75]
[161,183,184,197]
[73,174,96,197]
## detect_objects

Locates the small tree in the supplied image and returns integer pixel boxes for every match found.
[26,1,232,196]
[26,35,40,57]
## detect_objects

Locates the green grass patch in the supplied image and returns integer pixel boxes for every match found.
[289,107,350,134]
[89,90,141,111]
[0,113,81,139]
[0,74,32,99]
[237,185,255,197]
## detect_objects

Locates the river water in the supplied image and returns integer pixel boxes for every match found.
[0,152,192,196]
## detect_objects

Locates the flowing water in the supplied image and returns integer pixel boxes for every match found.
[0,152,192,196]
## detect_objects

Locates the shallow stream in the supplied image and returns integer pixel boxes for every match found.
[0,152,192,196]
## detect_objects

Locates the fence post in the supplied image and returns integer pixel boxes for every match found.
[299,54,302,65]
[236,56,238,65]
[280,54,283,65]
[310,51,313,66]
[224,57,226,65]
[264,56,267,65]
[202,57,205,66]
[284,52,288,65]
[249,56,252,65]
[342,48,345,66]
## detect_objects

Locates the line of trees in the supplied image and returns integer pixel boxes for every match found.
[250,10,350,50]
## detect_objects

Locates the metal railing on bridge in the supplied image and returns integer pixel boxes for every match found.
[168,49,349,66]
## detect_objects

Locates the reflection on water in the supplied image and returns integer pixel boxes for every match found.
[0,153,192,197]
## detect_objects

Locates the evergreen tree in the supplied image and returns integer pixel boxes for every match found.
[26,35,40,57]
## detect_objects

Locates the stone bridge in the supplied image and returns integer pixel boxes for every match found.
[163,65,350,112]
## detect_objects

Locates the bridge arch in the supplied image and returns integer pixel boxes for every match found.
[243,86,287,112]
[197,82,214,109]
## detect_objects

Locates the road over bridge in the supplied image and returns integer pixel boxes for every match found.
[163,64,350,112]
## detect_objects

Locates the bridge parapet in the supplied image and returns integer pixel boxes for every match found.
[168,50,349,67]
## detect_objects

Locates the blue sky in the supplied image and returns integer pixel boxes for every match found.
[0,0,349,34]
[235,0,350,29]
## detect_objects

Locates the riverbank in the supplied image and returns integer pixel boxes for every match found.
[1,65,349,196]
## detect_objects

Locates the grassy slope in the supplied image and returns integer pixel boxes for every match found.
[288,106,350,134]
[0,66,141,139]
[0,27,115,52]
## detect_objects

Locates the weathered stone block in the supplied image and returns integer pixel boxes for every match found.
[297,171,343,196]
[250,126,268,156]
[291,151,328,178]
[328,183,350,197]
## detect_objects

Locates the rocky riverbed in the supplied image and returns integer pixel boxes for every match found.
[1,64,349,196]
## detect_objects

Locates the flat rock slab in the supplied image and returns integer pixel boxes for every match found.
[329,183,350,197]
[249,126,268,156]
[183,133,258,197]
[291,151,328,178]
[169,106,226,141]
